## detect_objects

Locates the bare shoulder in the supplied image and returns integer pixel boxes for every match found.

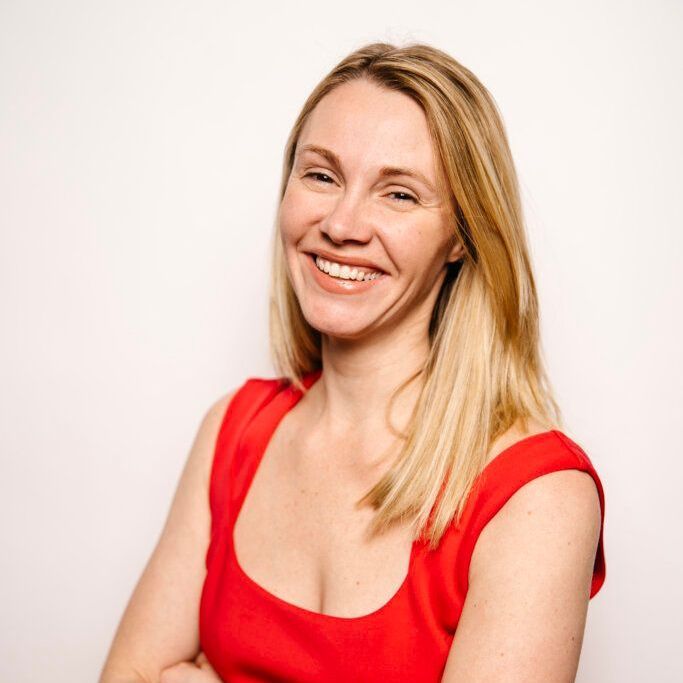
[203,389,237,425]
[190,389,238,482]
[441,430,602,682]
[473,421,602,585]
[475,467,602,564]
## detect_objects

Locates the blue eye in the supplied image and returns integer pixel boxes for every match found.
[303,172,418,204]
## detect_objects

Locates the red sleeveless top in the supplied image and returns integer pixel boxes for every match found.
[199,371,606,682]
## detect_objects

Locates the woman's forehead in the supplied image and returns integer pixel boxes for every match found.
[297,82,439,184]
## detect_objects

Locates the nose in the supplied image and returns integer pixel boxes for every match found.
[319,190,373,245]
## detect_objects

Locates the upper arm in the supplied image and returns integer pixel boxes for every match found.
[99,391,236,683]
[441,469,602,683]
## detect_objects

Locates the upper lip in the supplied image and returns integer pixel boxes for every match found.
[307,249,387,274]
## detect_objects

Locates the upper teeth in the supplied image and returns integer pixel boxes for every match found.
[315,256,382,281]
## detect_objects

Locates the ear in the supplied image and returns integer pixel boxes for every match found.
[446,239,466,264]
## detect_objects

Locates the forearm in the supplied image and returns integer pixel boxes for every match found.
[98,664,154,683]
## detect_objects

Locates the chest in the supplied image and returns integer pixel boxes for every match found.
[232,424,416,619]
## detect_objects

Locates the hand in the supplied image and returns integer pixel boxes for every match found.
[159,651,223,683]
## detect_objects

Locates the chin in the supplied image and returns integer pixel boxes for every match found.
[300,306,375,341]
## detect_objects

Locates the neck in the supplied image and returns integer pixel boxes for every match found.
[308,317,431,439]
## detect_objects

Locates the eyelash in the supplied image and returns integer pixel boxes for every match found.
[303,172,418,204]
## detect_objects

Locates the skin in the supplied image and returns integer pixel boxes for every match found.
[100,78,601,682]
[278,77,464,443]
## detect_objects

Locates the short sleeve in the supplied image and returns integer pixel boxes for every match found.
[455,429,606,600]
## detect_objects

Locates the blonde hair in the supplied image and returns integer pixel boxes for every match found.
[268,41,563,549]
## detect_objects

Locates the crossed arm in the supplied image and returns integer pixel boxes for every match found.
[98,392,235,683]
[99,398,602,683]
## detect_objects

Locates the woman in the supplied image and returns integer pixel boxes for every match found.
[100,42,606,683]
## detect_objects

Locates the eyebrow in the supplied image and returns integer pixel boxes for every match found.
[296,144,437,194]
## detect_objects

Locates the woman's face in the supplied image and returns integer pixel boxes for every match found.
[278,78,463,341]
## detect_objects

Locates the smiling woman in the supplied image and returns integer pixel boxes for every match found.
[99,41,606,683]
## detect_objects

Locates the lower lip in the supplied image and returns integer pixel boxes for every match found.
[304,253,388,294]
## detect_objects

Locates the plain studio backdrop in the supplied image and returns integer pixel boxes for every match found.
[1,1,681,681]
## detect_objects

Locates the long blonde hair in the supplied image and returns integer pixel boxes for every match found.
[268,41,563,549]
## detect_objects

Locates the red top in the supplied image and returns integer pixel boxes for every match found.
[199,370,606,682]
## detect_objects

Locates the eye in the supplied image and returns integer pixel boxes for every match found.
[388,191,418,204]
[304,171,334,184]
[303,172,417,205]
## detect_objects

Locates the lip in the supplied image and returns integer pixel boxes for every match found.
[306,249,387,274]
[303,252,388,295]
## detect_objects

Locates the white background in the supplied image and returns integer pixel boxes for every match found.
[1,1,681,681]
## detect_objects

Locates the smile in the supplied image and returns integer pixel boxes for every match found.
[314,255,382,282]
[304,253,387,294]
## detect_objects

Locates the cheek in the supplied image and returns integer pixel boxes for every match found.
[383,227,425,267]
[278,196,303,246]
[383,228,448,279]
[278,184,318,244]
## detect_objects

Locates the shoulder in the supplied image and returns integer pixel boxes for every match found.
[472,467,601,566]
[203,390,238,428]
[454,422,606,593]
[483,417,551,466]
[192,376,284,475]
[470,425,602,587]
[442,430,604,680]
[206,376,286,422]
[187,392,238,486]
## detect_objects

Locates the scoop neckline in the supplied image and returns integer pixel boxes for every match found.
[228,369,560,623]
[229,369,425,623]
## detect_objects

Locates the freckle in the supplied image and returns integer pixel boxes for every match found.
[499,652,505,657]
[527,510,532,515]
